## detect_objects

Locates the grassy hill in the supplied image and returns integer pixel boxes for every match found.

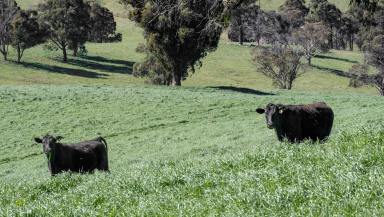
[2,0,384,215]
[1,85,384,215]
[2,0,372,94]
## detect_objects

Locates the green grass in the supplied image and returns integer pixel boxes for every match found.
[260,0,350,12]
[0,85,384,215]
[1,0,384,215]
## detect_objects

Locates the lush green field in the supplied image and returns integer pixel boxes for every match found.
[0,85,384,215]
[2,0,384,215]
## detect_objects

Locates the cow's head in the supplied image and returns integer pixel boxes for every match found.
[256,103,285,129]
[34,135,63,158]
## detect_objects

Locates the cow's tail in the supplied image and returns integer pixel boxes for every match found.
[97,137,108,153]
[97,137,109,172]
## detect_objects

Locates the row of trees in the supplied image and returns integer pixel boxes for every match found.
[1,0,383,95]
[123,0,384,95]
[226,0,384,94]
[0,0,120,63]
[229,0,358,51]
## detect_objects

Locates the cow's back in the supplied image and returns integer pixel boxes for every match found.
[280,102,334,142]
[301,103,334,141]
[60,141,106,172]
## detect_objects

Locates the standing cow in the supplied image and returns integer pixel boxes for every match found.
[34,135,109,175]
[256,102,334,143]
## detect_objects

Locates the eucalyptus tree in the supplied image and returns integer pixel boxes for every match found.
[38,0,90,61]
[121,0,226,86]
[10,9,46,63]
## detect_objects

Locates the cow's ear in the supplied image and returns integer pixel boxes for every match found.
[56,136,64,141]
[34,138,42,143]
[256,108,265,114]
[278,107,286,115]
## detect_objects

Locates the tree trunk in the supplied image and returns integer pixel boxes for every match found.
[308,56,312,66]
[287,80,292,90]
[329,28,334,49]
[73,45,78,57]
[62,46,67,62]
[172,72,181,86]
[17,44,21,63]
[239,25,244,45]
[1,44,7,61]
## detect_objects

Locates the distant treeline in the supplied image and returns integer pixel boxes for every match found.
[1,0,383,95]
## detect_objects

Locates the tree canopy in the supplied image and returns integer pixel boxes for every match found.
[38,0,90,62]
[121,0,225,86]
[10,9,46,63]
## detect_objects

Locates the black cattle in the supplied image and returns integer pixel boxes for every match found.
[34,135,109,175]
[256,102,334,143]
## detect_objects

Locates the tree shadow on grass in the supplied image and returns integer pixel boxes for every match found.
[311,65,353,78]
[79,55,135,68]
[209,86,275,96]
[66,58,134,74]
[315,54,359,64]
[21,62,108,78]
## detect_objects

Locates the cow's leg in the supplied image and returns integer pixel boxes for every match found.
[98,153,109,172]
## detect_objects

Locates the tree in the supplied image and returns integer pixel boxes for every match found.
[349,0,382,12]
[365,35,384,95]
[339,14,359,50]
[307,0,342,49]
[0,0,18,61]
[228,7,290,45]
[228,1,257,45]
[246,8,266,46]
[132,43,171,85]
[293,22,330,65]
[38,0,90,62]
[252,45,304,90]
[10,9,46,63]
[348,64,369,87]
[121,0,225,86]
[279,0,309,30]
[88,2,121,43]
[350,35,384,96]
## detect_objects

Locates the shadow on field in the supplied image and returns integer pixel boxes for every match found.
[79,55,135,67]
[312,65,353,78]
[209,86,275,95]
[315,54,359,64]
[67,58,134,74]
[21,62,108,78]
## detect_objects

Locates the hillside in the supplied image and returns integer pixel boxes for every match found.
[1,85,384,215]
[1,0,374,95]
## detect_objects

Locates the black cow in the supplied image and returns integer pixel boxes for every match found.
[34,135,109,175]
[256,102,334,143]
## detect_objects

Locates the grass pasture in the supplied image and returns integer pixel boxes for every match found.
[0,85,384,215]
[1,0,384,215]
